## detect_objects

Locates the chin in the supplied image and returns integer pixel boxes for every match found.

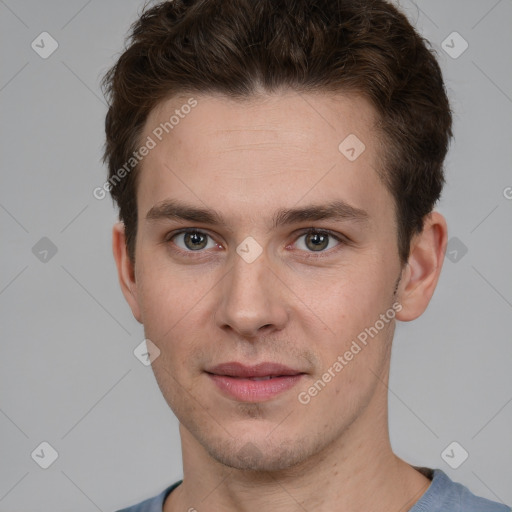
[201,433,317,473]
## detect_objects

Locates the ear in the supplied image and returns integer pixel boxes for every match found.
[395,211,448,322]
[112,222,142,323]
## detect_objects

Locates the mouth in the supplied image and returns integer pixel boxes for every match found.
[229,375,283,381]
[205,362,306,402]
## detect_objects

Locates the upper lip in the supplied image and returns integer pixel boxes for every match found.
[206,362,305,378]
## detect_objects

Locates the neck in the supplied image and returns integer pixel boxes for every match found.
[164,385,431,512]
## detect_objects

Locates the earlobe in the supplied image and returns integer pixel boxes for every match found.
[395,212,448,322]
[112,222,143,324]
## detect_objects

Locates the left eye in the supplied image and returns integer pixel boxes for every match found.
[294,230,341,252]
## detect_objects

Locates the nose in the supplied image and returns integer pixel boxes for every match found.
[214,247,289,338]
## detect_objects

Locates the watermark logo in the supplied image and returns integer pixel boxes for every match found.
[32,237,58,263]
[31,441,59,469]
[31,32,58,59]
[441,32,468,59]
[236,236,263,263]
[338,134,366,162]
[441,441,469,469]
[134,338,161,366]
[445,237,468,263]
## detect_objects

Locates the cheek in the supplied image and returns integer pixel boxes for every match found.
[299,258,397,382]
[304,261,391,330]
[136,257,208,335]
[136,263,218,384]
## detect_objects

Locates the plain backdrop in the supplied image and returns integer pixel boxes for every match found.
[1,1,511,510]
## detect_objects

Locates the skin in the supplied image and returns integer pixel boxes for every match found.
[113,90,448,512]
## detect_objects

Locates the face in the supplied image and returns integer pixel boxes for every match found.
[119,90,408,471]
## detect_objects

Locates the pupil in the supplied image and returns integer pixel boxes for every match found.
[307,232,328,251]
[186,232,207,250]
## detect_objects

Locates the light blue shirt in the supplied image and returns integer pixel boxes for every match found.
[115,468,511,512]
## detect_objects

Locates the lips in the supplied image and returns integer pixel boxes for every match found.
[206,361,304,378]
[205,362,306,402]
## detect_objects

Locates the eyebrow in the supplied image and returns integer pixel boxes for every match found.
[145,199,369,228]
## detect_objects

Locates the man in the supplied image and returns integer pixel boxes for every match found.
[102,0,511,511]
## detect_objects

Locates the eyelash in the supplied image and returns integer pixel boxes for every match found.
[165,228,346,259]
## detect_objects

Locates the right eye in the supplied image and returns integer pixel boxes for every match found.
[167,229,219,254]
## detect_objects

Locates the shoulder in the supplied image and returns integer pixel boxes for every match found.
[412,468,511,512]
[115,481,182,512]
[457,477,511,512]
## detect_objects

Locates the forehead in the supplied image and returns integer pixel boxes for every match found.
[136,90,391,224]
[145,90,378,152]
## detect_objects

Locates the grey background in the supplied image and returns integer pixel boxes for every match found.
[1,0,511,510]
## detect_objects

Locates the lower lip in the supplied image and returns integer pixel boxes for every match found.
[207,373,304,402]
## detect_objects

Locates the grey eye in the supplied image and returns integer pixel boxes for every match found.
[173,230,215,251]
[295,231,340,252]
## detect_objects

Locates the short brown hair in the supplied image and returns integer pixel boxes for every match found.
[102,0,453,265]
